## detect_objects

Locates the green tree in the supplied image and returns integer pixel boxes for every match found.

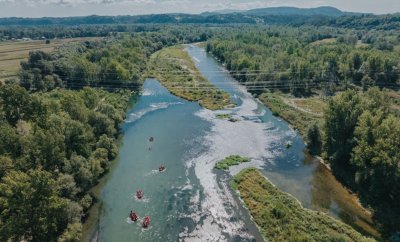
[351,113,400,234]
[0,156,13,179]
[307,123,322,155]
[0,84,31,126]
[323,90,363,184]
[0,170,69,241]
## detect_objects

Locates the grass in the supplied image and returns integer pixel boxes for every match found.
[0,38,100,82]
[216,114,231,119]
[216,114,240,122]
[231,168,376,242]
[215,155,250,170]
[259,92,325,137]
[291,97,326,116]
[311,38,337,45]
[148,45,232,110]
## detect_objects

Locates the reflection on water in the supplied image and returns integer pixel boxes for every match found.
[310,160,379,237]
[187,44,379,238]
[83,45,379,241]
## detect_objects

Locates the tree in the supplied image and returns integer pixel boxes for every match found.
[96,134,118,160]
[0,122,21,158]
[0,84,31,126]
[0,170,70,241]
[351,113,400,234]
[58,223,82,242]
[0,156,13,179]
[104,59,130,82]
[307,123,322,155]
[323,90,363,184]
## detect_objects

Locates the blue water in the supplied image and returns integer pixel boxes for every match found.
[84,45,377,242]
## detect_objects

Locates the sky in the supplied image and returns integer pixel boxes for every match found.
[0,0,399,18]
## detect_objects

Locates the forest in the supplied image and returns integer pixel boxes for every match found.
[0,12,399,240]
[0,28,210,241]
[0,84,130,241]
[14,27,214,92]
[324,88,400,235]
[206,26,400,96]
[206,26,400,236]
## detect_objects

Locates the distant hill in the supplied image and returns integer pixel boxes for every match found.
[0,14,257,26]
[0,6,394,29]
[246,6,347,17]
[203,6,365,17]
[201,9,243,16]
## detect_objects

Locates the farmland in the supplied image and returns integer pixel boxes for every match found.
[0,38,99,82]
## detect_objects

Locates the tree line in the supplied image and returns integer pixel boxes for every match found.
[205,26,400,237]
[0,84,130,241]
[323,88,400,236]
[0,12,398,32]
[15,27,214,92]
[0,27,212,241]
[206,26,399,96]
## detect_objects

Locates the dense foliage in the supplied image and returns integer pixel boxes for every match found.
[0,84,130,241]
[16,28,214,92]
[323,88,400,235]
[206,25,400,236]
[0,9,398,32]
[207,26,400,96]
[0,17,399,240]
[0,27,219,241]
[231,168,375,241]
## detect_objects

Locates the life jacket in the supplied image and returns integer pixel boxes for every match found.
[136,190,143,199]
[142,216,151,228]
[130,212,138,222]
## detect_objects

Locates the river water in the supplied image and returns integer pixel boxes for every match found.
[84,45,378,241]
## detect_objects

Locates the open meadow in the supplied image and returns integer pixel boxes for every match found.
[0,37,99,82]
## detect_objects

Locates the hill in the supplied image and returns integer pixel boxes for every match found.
[246,6,346,16]
[203,6,365,17]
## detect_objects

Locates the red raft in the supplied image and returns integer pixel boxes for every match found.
[129,211,138,222]
[136,190,144,199]
[142,216,151,228]
[159,165,165,172]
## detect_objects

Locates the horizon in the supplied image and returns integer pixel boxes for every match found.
[0,1,399,18]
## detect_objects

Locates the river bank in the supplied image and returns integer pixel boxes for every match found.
[231,168,375,241]
[148,45,232,110]
[187,45,380,238]
[82,44,380,241]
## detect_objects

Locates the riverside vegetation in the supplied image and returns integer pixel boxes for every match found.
[0,29,214,241]
[0,13,399,240]
[215,155,250,170]
[231,168,375,242]
[148,45,232,110]
[206,26,400,236]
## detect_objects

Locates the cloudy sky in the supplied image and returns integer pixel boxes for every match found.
[0,0,399,17]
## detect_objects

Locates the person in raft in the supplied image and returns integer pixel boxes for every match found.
[136,190,144,199]
[130,211,138,222]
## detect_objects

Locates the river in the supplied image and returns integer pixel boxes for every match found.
[83,45,378,241]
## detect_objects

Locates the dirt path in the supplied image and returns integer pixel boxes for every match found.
[283,98,323,117]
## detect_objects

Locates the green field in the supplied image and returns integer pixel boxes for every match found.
[148,45,232,110]
[0,38,99,82]
[259,92,325,137]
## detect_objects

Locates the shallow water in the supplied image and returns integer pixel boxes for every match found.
[83,45,378,241]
